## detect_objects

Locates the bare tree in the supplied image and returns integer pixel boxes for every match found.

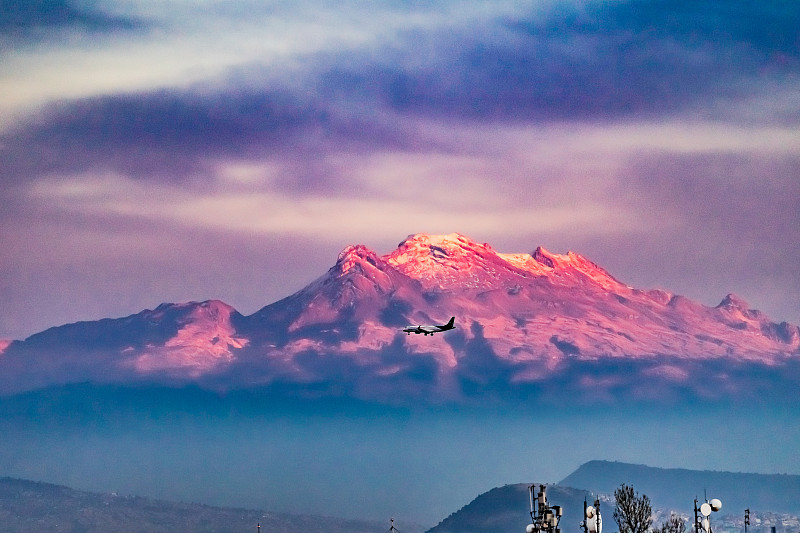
[613,484,653,533]
[654,514,687,533]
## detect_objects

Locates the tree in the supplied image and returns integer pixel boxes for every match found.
[613,483,653,533]
[654,514,687,533]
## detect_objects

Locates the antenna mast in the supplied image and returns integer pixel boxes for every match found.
[581,495,601,533]
[526,484,563,533]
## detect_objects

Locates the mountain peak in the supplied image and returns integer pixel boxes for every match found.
[532,246,558,268]
[335,244,382,276]
[130,298,247,376]
[386,233,514,289]
[390,233,491,260]
[528,246,623,290]
[717,293,750,310]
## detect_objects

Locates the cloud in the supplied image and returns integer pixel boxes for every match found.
[0,0,508,120]
[0,88,335,182]
[0,0,141,40]
[5,0,800,187]
[308,0,800,123]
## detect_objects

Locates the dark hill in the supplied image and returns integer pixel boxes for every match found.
[426,483,596,533]
[0,477,399,533]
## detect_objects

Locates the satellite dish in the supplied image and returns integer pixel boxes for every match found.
[586,505,595,518]
[700,503,712,517]
[710,499,722,512]
[587,515,599,532]
[527,524,536,533]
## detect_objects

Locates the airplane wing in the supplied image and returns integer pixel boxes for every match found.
[419,326,439,333]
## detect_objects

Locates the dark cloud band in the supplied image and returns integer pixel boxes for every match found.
[0,0,142,41]
[324,0,800,122]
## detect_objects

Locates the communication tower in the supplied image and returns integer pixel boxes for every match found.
[526,484,563,533]
[581,497,602,533]
[694,496,722,533]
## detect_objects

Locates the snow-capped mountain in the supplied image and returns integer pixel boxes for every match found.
[1,233,798,403]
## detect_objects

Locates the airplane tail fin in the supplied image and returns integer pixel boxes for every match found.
[442,317,455,330]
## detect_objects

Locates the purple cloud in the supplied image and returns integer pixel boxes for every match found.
[0,89,330,182]
[4,0,799,194]
[314,0,800,122]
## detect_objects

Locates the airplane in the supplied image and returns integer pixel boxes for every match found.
[402,317,456,336]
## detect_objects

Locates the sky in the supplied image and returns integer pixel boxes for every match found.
[2,0,800,341]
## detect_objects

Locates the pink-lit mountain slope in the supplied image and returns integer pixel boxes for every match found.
[1,233,798,403]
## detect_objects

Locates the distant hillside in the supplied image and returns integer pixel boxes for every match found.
[560,461,800,515]
[426,483,597,533]
[0,477,402,533]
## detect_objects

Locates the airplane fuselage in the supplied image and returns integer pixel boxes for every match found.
[402,317,456,336]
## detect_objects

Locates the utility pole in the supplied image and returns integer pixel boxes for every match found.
[582,500,589,533]
[695,499,700,533]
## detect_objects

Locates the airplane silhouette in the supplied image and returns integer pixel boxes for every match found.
[402,317,456,336]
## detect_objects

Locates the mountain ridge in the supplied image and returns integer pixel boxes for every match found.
[0,476,408,533]
[1,233,798,402]
[560,460,800,516]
